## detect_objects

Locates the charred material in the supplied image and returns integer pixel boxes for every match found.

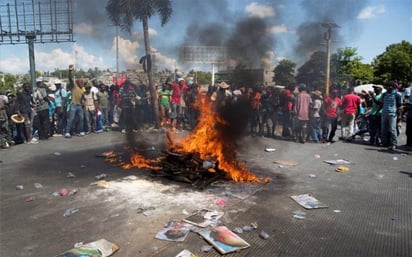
[154,150,226,189]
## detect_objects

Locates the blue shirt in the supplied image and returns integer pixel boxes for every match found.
[54,88,67,107]
[382,90,402,116]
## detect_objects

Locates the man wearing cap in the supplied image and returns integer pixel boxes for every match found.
[54,79,67,135]
[367,85,383,145]
[322,89,342,143]
[33,78,50,140]
[16,83,37,144]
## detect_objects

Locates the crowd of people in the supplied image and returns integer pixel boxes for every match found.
[0,65,411,152]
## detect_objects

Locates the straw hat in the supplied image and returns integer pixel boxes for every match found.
[219,82,230,89]
[11,114,25,124]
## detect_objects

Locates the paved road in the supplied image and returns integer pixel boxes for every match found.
[0,129,411,257]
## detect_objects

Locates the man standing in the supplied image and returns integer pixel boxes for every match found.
[33,78,50,140]
[16,83,37,144]
[0,93,10,148]
[293,84,311,143]
[53,79,67,135]
[281,85,295,139]
[169,78,188,132]
[380,81,402,150]
[65,65,85,138]
[367,85,383,145]
[322,89,342,143]
[340,87,361,141]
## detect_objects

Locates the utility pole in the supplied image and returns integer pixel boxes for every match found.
[116,25,119,81]
[321,22,339,96]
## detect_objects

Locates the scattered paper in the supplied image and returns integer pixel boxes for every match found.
[183,209,224,228]
[198,226,250,254]
[273,160,298,167]
[175,249,198,257]
[155,220,193,242]
[291,193,328,209]
[323,159,353,165]
[265,148,276,152]
[54,239,119,257]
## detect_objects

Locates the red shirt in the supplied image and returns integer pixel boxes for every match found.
[342,93,361,114]
[323,96,342,118]
[170,82,188,104]
[282,89,293,112]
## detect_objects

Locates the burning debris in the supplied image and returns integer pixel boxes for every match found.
[101,95,269,188]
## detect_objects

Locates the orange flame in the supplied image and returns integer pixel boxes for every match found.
[122,152,161,170]
[178,95,268,183]
[111,94,268,184]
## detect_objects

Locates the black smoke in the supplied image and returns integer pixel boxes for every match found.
[294,0,368,62]
[227,17,274,67]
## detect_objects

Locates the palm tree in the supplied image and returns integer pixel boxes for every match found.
[106,0,173,129]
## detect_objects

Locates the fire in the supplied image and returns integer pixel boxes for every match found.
[113,94,268,184]
[178,95,268,183]
[122,152,161,170]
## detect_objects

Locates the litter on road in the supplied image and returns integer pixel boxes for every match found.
[34,183,43,189]
[54,238,119,257]
[335,166,350,173]
[198,226,250,254]
[323,159,353,165]
[155,220,193,242]
[63,208,79,217]
[273,160,298,167]
[291,193,328,209]
[175,249,198,257]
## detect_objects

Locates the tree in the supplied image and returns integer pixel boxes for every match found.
[106,0,173,129]
[334,47,373,86]
[0,73,17,94]
[372,40,412,84]
[273,59,296,87]
[194,71,212,85]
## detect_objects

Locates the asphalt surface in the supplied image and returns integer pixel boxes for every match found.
[0,127,411,257]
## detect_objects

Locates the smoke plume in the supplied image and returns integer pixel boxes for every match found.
[294,0,368,62]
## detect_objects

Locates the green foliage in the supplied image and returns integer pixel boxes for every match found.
[334,47,373,86]
[0,73,18,94]
[273,59,296,87]
[106,0,173,33]
[195,71,212,84]
[372,40,412,84]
